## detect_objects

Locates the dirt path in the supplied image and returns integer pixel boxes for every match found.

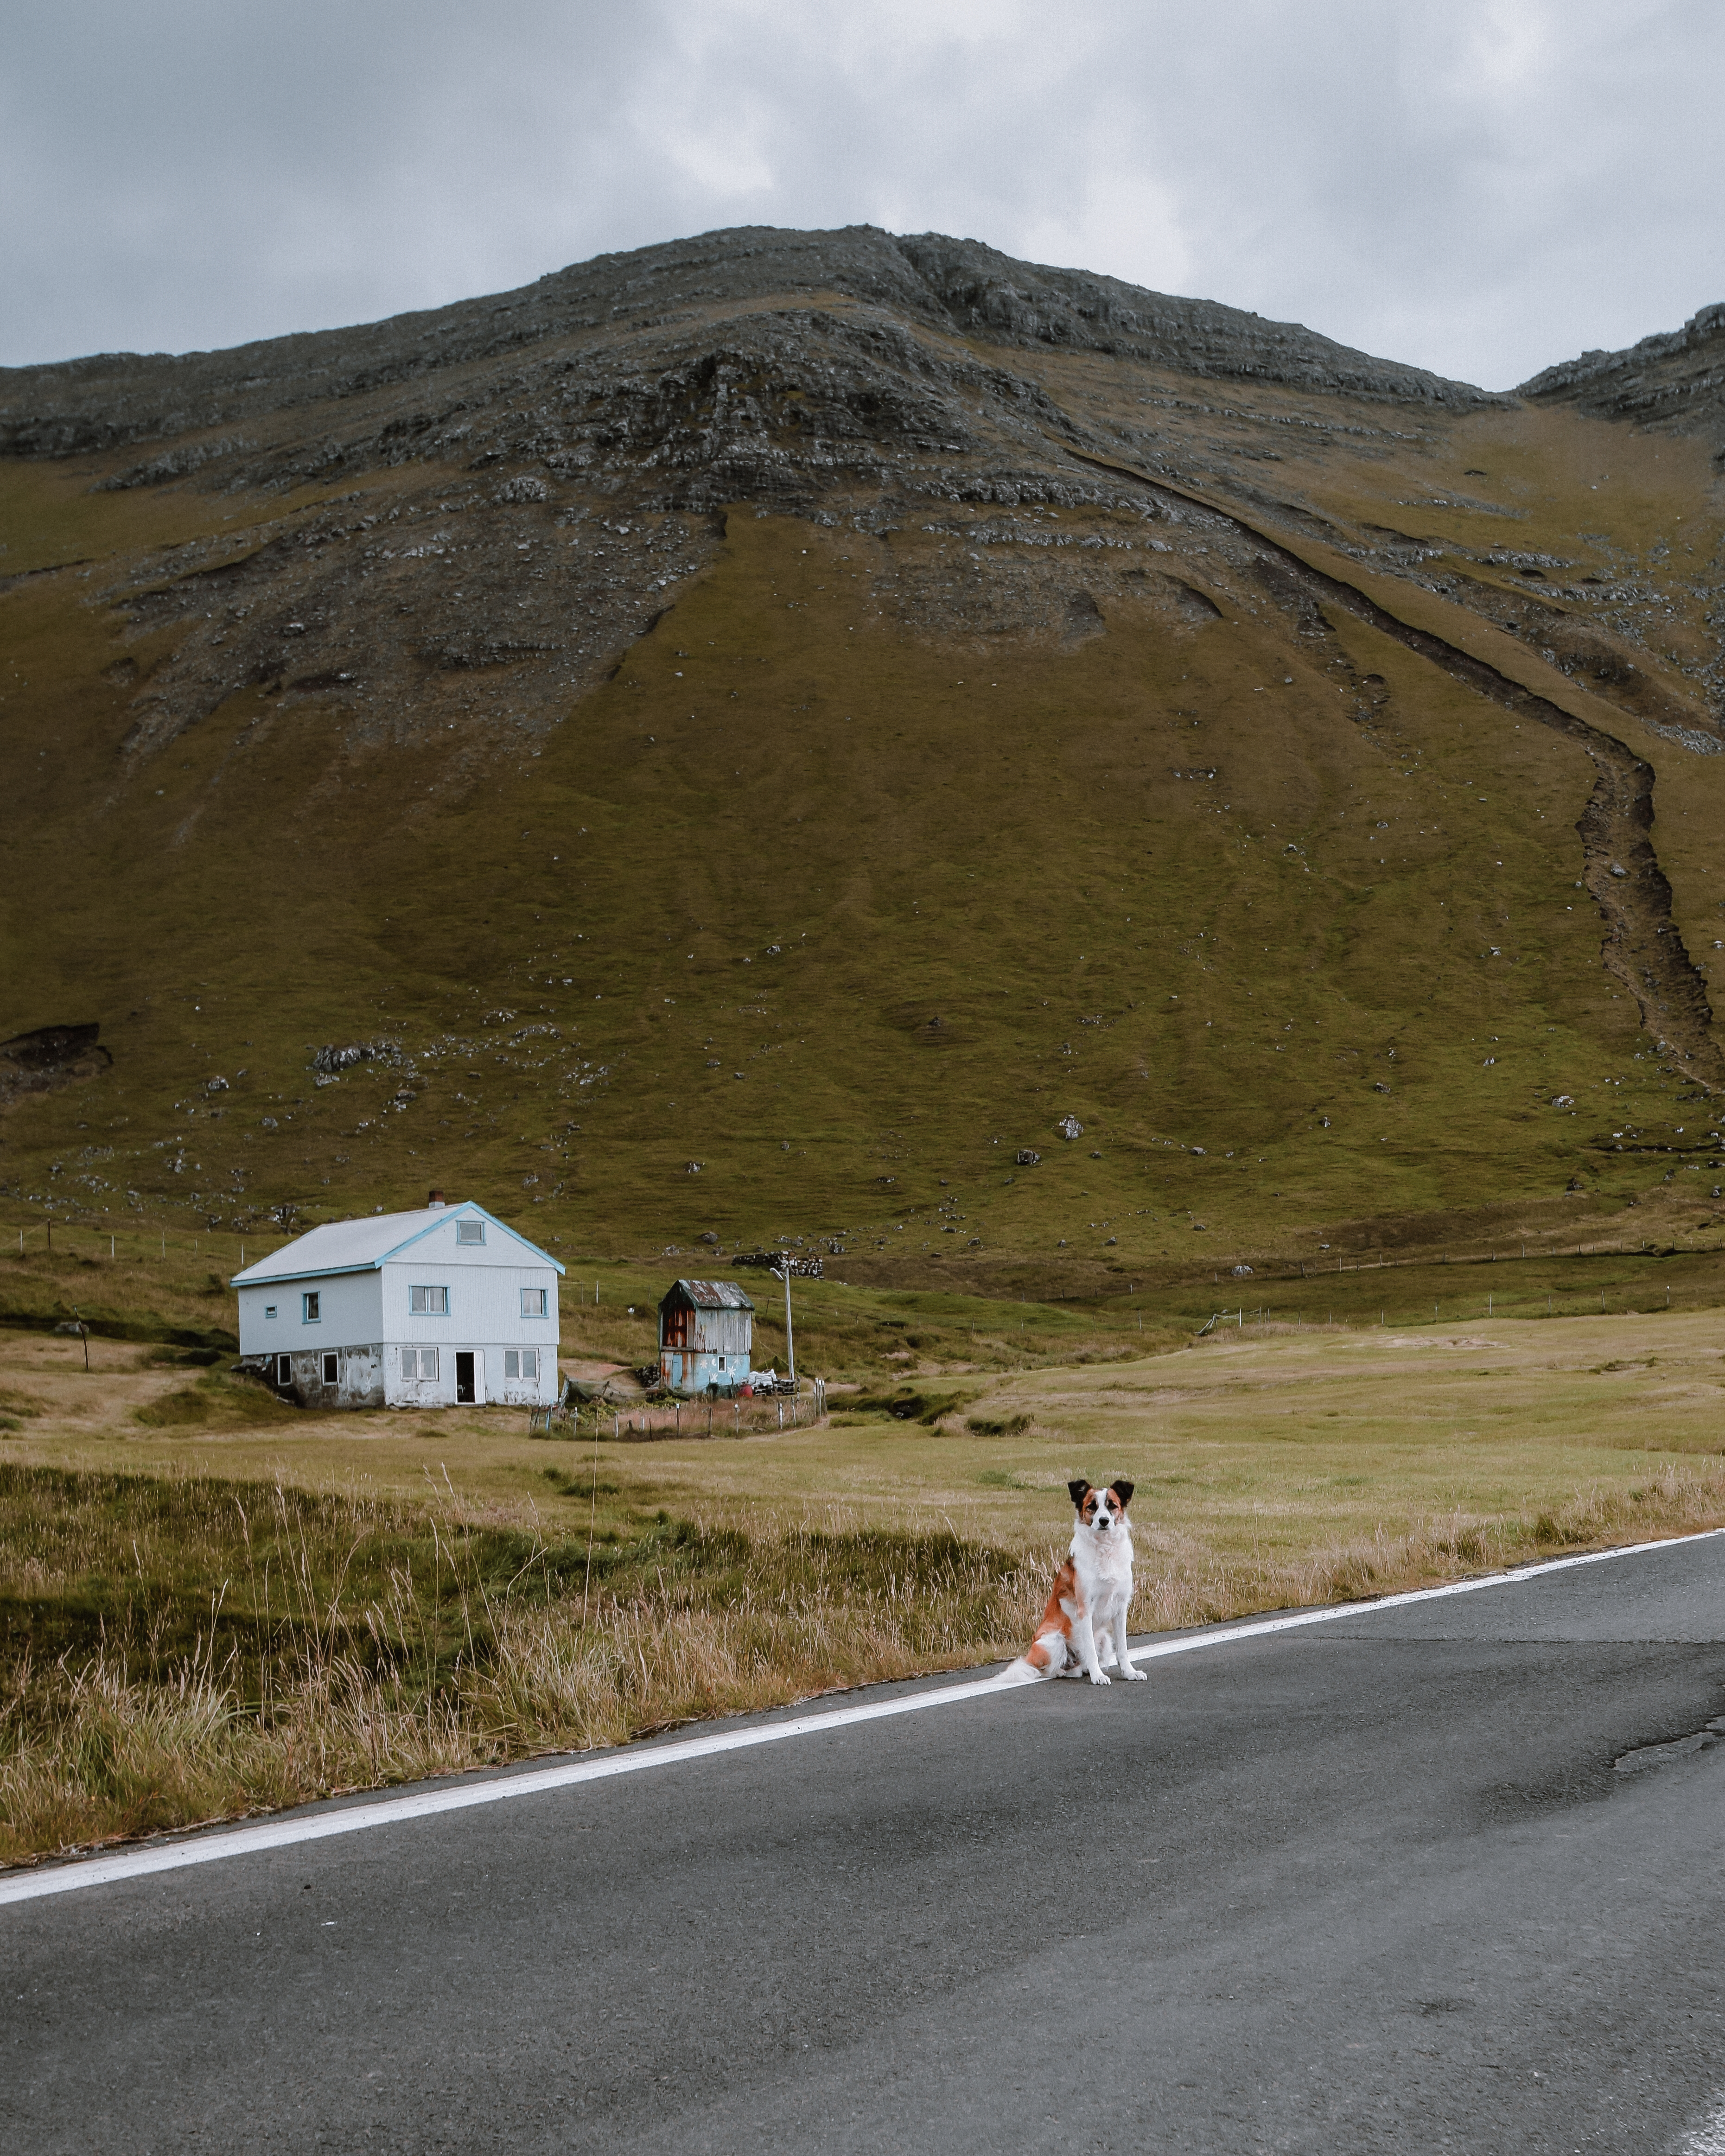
[1063,445,1725,1093]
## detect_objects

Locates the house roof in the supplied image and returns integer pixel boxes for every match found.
[661,1278,755,1311]
[230,1202,565,1286]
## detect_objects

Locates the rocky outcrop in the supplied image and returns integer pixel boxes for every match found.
[0,1024,112,1110]
[895,233,1497,404]
[0,224,1497,466]
[1520,303,1725,439]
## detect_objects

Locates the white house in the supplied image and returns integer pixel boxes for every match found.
[231,1193,562,1410]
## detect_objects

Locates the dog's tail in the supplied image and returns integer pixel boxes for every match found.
[1000,1624,1070,1685]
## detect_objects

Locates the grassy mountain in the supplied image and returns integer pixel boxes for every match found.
[3,227,1723,1291]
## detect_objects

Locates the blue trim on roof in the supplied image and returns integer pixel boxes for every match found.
[229,1201,565,1286]
[233,1259,377,1287]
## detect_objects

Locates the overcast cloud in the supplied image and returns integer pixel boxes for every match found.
[3,0,1720,387]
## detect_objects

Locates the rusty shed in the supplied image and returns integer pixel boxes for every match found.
[658,1279,754,1393]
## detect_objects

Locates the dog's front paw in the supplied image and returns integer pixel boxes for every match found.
[1088,1669,1112,1686]
[1119,1663,1148,1681]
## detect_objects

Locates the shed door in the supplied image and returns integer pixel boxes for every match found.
[455,1351,476,1405]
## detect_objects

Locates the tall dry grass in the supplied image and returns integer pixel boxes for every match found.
[0,1462,1045,1865]
[5,1455,1724,1866]
[1131,1457,1725,1631]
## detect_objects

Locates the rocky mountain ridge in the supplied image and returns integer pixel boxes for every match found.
[10,228,1716,788]
[1521,303,1725,441]
[1,225,1497,463]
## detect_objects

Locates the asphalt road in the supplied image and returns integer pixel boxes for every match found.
[6,1539,1725,2155]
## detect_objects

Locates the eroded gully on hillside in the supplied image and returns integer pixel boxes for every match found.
[1064,445,1725,1097]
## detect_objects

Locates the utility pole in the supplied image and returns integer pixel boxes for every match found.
[778,1258,796,1390]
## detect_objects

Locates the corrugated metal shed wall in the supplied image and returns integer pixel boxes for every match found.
[659,1281,754,1356]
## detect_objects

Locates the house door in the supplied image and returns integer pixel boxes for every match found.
[455,1351,476,1405]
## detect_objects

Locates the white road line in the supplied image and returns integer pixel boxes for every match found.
[3,1526,1720,1909]
[1677,2099,1725,2156]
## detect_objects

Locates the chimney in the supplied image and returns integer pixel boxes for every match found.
[427,1189,445,1209]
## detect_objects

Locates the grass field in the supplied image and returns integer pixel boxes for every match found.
[4,1295,1721,1866]
[9,1205,1725,1365]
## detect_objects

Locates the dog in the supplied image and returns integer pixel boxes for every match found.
[1004,1478,1147,1685]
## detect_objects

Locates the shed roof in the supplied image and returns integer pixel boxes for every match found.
[660,1278,755,1311]
[230,1202,564,1286]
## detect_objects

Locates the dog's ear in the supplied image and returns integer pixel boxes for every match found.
[1109,1479,1134,1510]
[1067,1478,1092,1510]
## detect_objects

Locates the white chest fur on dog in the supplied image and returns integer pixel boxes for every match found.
[1004,1478,1148,1686]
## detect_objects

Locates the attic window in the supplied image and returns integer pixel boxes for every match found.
[456,1219,485,1245]
[409,1285,449,1315]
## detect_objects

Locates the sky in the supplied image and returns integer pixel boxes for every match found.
[3,0,1721,388]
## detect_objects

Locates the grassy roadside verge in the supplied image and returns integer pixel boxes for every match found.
[0,1464,1043,1866]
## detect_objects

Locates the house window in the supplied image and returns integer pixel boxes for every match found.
[303,1291,320,1323]
[401,1347,439,1381]
[521,1287,547,1318]
[264,1305,277,1320]
[456,1219,485,1245]
[274,1354,293,1385]
[504,1349,539,1381]
[408,1285,449,1315]
[321,1353,338,1385]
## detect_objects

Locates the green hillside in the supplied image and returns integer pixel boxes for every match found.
[4,228,1724,1291]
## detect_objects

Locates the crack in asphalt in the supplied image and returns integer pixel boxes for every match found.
[1615,1715,1725,1774]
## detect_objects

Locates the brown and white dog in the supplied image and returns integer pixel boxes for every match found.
[1004,1479,1146,1686]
